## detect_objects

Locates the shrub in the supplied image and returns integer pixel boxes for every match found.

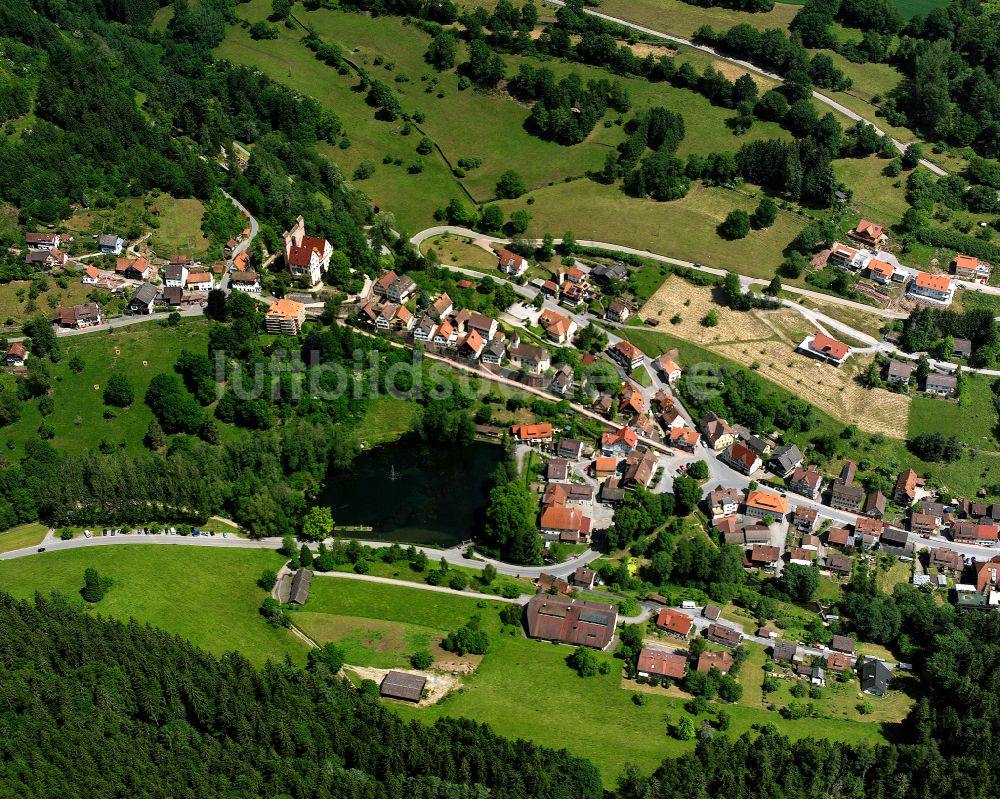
[410,650,434,669]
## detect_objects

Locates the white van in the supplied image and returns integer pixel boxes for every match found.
[681,600,697,610]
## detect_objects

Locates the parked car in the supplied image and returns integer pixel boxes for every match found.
[37,547,45,553]
[192,529,201,536]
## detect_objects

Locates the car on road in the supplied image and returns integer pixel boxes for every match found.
[192,529,201,536]
[37,547,45,553]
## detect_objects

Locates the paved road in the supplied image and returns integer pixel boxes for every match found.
[544,0,947,177]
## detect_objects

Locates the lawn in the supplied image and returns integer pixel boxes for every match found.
[304,579,895,785]
[0,522,48,554]
[498,181,804,279]
[144,196,211,259]
[294,611,442,668]
[353,395,421,447]
[422,234,501,273]
[0,278,94,326]
[907,373,998,450]
[630,365,653,386]
[1,318,215,458]
[322,558,535,596]
[0,545,306,666]
[834,156,911,228]
[596,0,800,38]
[220,3,794,234]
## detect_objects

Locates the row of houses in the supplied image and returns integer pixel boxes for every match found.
[885,358,960,396]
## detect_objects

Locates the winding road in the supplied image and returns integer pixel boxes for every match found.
[545,0,947,177]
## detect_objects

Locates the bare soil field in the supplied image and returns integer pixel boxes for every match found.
[714,339,910,436]
[639,276,774,344]
[344,665,462,706]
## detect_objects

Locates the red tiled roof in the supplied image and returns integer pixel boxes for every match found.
[511,422,554,441]
[746,490,788,514]
[810,333,849,361]
[656,608,693,636]
[287,234,328,267]
[637,648,686,679]
[915,272,951,292]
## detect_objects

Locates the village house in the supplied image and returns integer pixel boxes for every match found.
[855,516,882,539]
[429,293,453,321]
[412,315,437,343]
[749,544,781,569]
[536,573,572,595]
[637,648,687,682]
[232,251,251,272]
[952,338,972,359]
[866,258,895,284]
[432,320,456,346]
[57,303,103,329]
[850,219,887,248]
[670,427,700,451]
[769,444,804,478]
[186,271,214,292]
[590,262,628,283]
[511,422,554,444]
[658,405,685,431]
[745,489,788,520]
[886,359,914,385]
[772,642,797,663]
[116,257,153,281]
[793,506,817,532]
[699,412,735,451]
[798,332,850,367]
[25,232,61,250]
[230,271,262,294]
[830,462,864,512]
[826,652,852,672]
[525,595,618,650]
[591,456,619,479]
[164,263,189,288]
[457,329,485,359]
[656,608,694,638]
[743,525,771,545]
[879,528,912,555]
[26,249,68,267]
[864,490,887,519]
[733,425,771,459]
[572,566,596,590]
[930,547,964,573]
[465,312,497,341]
[709,486,743,518]
[975,557,1000,592]
[831,634,855,654]
[787,464,823,499]
[496,247,528,277]
[608,340,644,371]
[697,650,733,675]
[4,342,28,367]
[893,469,920,506]
[702,605,722,621]
[127,282,158,314]
[264,298,306,335]
[538,307,577,344]
[622,447,658,489]
[482,337,507,366]
[908,271,954,305]
[828,241,865,270]
[654,351,682,384]
[599,477,626,506]
[954,254,991,281]
[826,527,851,548]
[826,552,853,575]
[953,522,999,545]
[82,265,102,285]
[801,533,821,551]
[706,623,743,647]
[282,215,332,286]
[546,458,571,483]
[508,344,551,374]
[721,442,762,476]
[860,659,891,696]
[605,299,631,323]
[618,383,645,417]
[556,437,584,460]
[925,372,958,396]
[539,505,589,543]
[98,233,125,255]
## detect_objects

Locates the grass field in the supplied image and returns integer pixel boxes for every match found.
[220,3,793,234]
[144,197,211,259]
[595,0,800,38]
[295,611,442,668]
[322,558,535,596]
[0,522,48,554]
[498,181,804,279]
[307,579,890,785]
[908,373,998,450]
[1,318,214,458]
[0,278,94,325]
[834,156,911,228]
[421,235,501,273]
[353,396,421,447]
[0,546,306,666]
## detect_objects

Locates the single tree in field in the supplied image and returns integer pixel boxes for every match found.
[495,170,526,199]
[103,373,135,407]
[81,568,112,603]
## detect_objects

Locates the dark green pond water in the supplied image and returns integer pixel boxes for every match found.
[315,439,503,546]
